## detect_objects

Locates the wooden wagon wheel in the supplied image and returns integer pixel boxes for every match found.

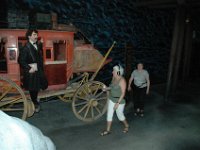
[0,76,31,120]
[72,81,108,122]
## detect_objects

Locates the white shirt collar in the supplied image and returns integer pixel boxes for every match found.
[29,40,36,45]
[29,41,38,50]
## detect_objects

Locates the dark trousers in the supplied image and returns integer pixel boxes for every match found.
[132,85,146,111]
[29,90,39,106]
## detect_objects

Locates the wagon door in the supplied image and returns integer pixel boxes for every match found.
[44,39,67,88]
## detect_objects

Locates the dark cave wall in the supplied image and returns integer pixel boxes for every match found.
[3,0,177,83]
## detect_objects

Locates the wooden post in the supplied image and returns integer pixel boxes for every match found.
[182,12,193,82]
[172,6,186,91]
[165,6,182,101]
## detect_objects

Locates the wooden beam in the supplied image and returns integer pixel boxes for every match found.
[182,12,193,82]
[165,6,183,101]
[172,6,187,91]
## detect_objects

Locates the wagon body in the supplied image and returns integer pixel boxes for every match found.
[0,29,114,121]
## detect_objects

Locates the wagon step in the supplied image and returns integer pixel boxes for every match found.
[37,89,69,99]
[37,82,80,100]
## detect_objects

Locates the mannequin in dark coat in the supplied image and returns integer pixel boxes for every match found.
[18,29,46,112]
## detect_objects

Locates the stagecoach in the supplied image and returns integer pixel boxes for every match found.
[0,28,115,122]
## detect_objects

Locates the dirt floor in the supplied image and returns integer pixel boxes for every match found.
[26,83,200,150]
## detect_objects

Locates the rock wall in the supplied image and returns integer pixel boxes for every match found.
[2,0,200,84]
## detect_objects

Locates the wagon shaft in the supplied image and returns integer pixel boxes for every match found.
[90,41,116,81]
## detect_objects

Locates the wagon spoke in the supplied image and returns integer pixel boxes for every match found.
[95,91,104,98]
[0,86,13,99]
[78,103,89,114]
[1,108,24,111]
[91,106,94,118]
[97,103,105,108]
[74,101,88,107]
[94,106,101,114]
[76,95,89,101]
[84,105,91,119]
[10,96,23,102]
[95,97,107,101]
[0,97,23,107]
[0,96,22,102]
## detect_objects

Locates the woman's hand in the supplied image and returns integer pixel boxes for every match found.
[128,85,131,91]
[102,85,110,91]
[114,103,119,110]
[128,77,133,91]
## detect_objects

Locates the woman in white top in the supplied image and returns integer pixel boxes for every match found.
[128,63,150,117]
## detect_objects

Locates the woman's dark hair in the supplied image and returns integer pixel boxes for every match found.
[25,29,38,40]
[137,62,143,65]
